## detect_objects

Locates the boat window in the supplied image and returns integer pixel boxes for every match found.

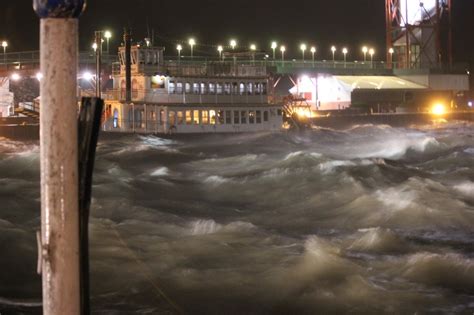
[247,83,253,95]
[241,111,247,124]
[186,110,192,125]
[209,83,216,94]
[200,83,207,94]
[168,81,176,94]
[263,111,269,122]
[193,83,200,94]
[160,110,165,125]
[217,110,225,124]
[193,110,200,124]
[256,110,262,123]
[224,83,231,95]
[176,82,183,94]
[202,110,209,124]
[225,110,232,124]
[177,111,184,125]
[169,111,176,126]
[239,83,245,95]
[185,83,192,94]
[249,111,255,124]
[209,110,216,125]
[216,83,223,95]
[233,111,240,124]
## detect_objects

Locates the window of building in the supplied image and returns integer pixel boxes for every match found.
[256,110,262,123]
[232,83,238,94]
[200,83,207,94]
[176,82,183,94]
[193,110,200,124]
[224,83,231,95]
[186,110,192,125]
[262,83,267,95]
[202,110,209,124]
[225,110,232,124]
[177,111,184,125]
[209,83,216,94]
[209,110,216,125]
[217,110,225,124]
[160,110,165,125]
[241,111,247,124]
[249,111,255,124]
[168,81,176,94]
[185,83,192,94]
[239,83,245,95]
[217,83,223,94]
[247,82,253,95]
[233,111,240,124]
[193,83,200,94]
[263,111,269,122]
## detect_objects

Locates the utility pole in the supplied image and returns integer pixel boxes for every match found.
[33,1,85,314]
[95,31,102,97]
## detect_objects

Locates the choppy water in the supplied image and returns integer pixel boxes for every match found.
[1,122,474,314]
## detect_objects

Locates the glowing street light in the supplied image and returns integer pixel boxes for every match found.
[36,72,43,81]
[300,44,307,62]
[271,41,278,60]
[342,47,348,67]
[145,38,151,47]
[310,46,316,65]
[104,30,112,53]
[217,45,223,60]
[92,42,98,52]
[230,39,237,50]
[369,48,375,67]
[250,44,256,63]
[388,47,394,67]
[11,73,21,81]
[188,38,195,59]
[362,46,368,62]
[331,46,336,62]
[82,71,93,81]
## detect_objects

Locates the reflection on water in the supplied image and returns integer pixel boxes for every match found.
[1,122,474,314]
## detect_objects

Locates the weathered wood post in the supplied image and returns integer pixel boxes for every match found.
[33,1,86,314]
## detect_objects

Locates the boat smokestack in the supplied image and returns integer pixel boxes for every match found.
[124,27,132,103]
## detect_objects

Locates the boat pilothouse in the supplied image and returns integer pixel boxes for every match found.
[103,44,283,134]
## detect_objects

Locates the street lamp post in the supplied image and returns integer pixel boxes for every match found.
[217,45,223,61]
[271,42,277,60]
[188,38,195,59]
[331,46,336,64]
[104,30,111,54]
[388,47,394,68]
[230,39,237,65]
[280,45,286,66]
[300,44,307,62]
[362,46,368,62]
[369,48,375,68]
[311,46,316,66]
[342,47,348,68]
[250,44,256,64]
[2,41,8,69]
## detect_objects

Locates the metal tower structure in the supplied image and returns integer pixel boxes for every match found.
[386,0,452,69]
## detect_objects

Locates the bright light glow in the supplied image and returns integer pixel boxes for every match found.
[104,31,112,39]
[369,48,375,56]
[230,39,237,49]
[82,72,93,81]
[468,101,473,108]
[176,44,182,51]
[92,42,98,51]
[331,46,336,52]
[280,46,286,52]
[188,38,195,46]
[431,103,446,116]
[217,45,223,52]
[300,44,307,51]
[294,108,312,119]
[342,48,348,54]
[35,72,43,81]
[310,47,316,53]
[389,48,394,54]
[10,73,20,81]
[250,44,256,51]
[362,46,368,53]
[271,42,278,49]
[1,41,7,48]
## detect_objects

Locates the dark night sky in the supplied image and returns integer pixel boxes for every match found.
[0,0,473,64]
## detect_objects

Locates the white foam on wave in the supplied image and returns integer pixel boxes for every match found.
[204,175,230,185]
[189,219,255,236]
[453,181,474,196]
[150,167,169,177]
[375,188,417,211]
[349,227,408,253]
